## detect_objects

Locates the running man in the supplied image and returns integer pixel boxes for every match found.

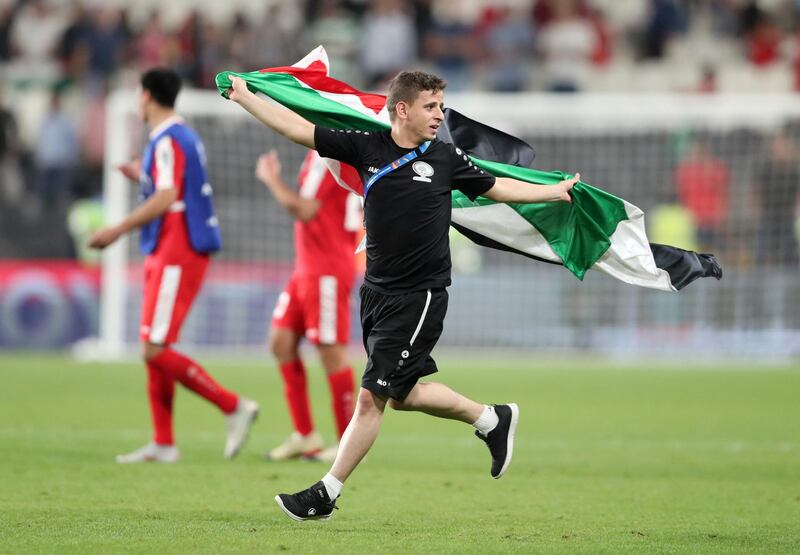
[256,149,362,462]
[226,70,577,519]
[90,68,259,463]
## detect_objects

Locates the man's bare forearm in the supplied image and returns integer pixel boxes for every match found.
[484,175,578,204]
[117,188,178,234]
[233,87,315,149]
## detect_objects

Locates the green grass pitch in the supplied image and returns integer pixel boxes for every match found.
[1,353,798,554]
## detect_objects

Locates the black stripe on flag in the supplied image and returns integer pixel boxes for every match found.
[650,244,723,290]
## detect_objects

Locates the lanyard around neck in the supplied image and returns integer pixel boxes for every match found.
[363,140,431,199]
[355,140,431,254]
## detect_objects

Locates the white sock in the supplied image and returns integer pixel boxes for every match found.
[472,405,499,436]
[321,472,343,500]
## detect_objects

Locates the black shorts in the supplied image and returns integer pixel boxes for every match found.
[359,285,448,401]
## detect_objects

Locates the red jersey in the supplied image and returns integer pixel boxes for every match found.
[294,151,362,279]
[674,158,730,227]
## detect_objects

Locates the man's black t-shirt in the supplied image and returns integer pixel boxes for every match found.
[315,127,495,294]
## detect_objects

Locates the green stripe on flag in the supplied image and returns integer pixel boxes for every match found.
[216,71,389,132]
[453,159,628,279]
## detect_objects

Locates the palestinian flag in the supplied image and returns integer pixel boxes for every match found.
[216,47,722,291]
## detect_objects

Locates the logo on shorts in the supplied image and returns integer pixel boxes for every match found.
[377,379,389,387]
[412,161,434,182]
[401,350,409,359]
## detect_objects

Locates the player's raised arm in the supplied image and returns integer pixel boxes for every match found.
[256,150,321,222]
[483,173,580,204]
[227,76,315,150]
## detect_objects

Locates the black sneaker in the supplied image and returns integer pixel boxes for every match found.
[474,403,519,479]
[275,481,338,521]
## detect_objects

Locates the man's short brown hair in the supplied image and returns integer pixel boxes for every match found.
[386,71,447,121]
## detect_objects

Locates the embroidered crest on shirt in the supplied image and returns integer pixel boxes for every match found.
[412,161,434,182]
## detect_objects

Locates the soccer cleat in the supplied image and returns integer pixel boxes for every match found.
[116,442,179,464]
[275,481,338,521]
[474,403,519,479]
[224,398,260,459]
[266,431,324,461]
[305,443,339,463]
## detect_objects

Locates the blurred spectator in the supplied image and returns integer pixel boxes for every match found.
[10,0,67,78]
[738,0,763,37]
[479,4,534,92]
[240,4,300,72]
[639,0,682,60]
[745,14,781,66]
[0,86,24,207]
[174,10,202,86]
[57,1,92,81]
[537,0,596,92]
[696,63,718,93]
[751,132,800,266]
[79,86,106,198]
[135,10,169,72]
[84,7,130,88]
[360,0,416,88]
[305,0,361,86]
[0,2,17,62]
[674,138,730,250]
[533,0,593,28]
[198,19,227,88]
[588,6,612,66]
[34,91,79,212]
[424,0,474,91]
[227,11,253,70]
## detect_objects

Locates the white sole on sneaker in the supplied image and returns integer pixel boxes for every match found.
[225,403,259,460]
[274,495,332,522]
[494,403,519,479]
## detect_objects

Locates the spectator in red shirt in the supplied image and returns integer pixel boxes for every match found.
[674,139,730,250]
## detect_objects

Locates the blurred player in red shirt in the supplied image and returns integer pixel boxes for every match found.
[89,68,258,463]
[256,149,362,462]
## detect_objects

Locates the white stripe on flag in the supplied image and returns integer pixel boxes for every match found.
[410,289,432,347]
[451,203,562,263]
[319,276,337,344]
[593,200,675,292]
[150,265,182,344]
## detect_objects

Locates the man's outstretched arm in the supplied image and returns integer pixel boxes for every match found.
[483,173,580,204]
[87,188,178,249]
[227,76,315,149]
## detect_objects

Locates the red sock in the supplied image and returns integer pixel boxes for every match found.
[150,348,238,414]
[327,366,355,439]
[279,359,313,436]
[146,362,175,445]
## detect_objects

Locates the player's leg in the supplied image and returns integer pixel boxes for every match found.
[116,259,179,464]
[266,326,325,459]
[313,344,355,462]
[142,257,258,459]
[266,276,324,460]
[311,275,356,461]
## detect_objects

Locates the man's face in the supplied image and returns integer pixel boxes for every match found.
[402,89,444,142]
